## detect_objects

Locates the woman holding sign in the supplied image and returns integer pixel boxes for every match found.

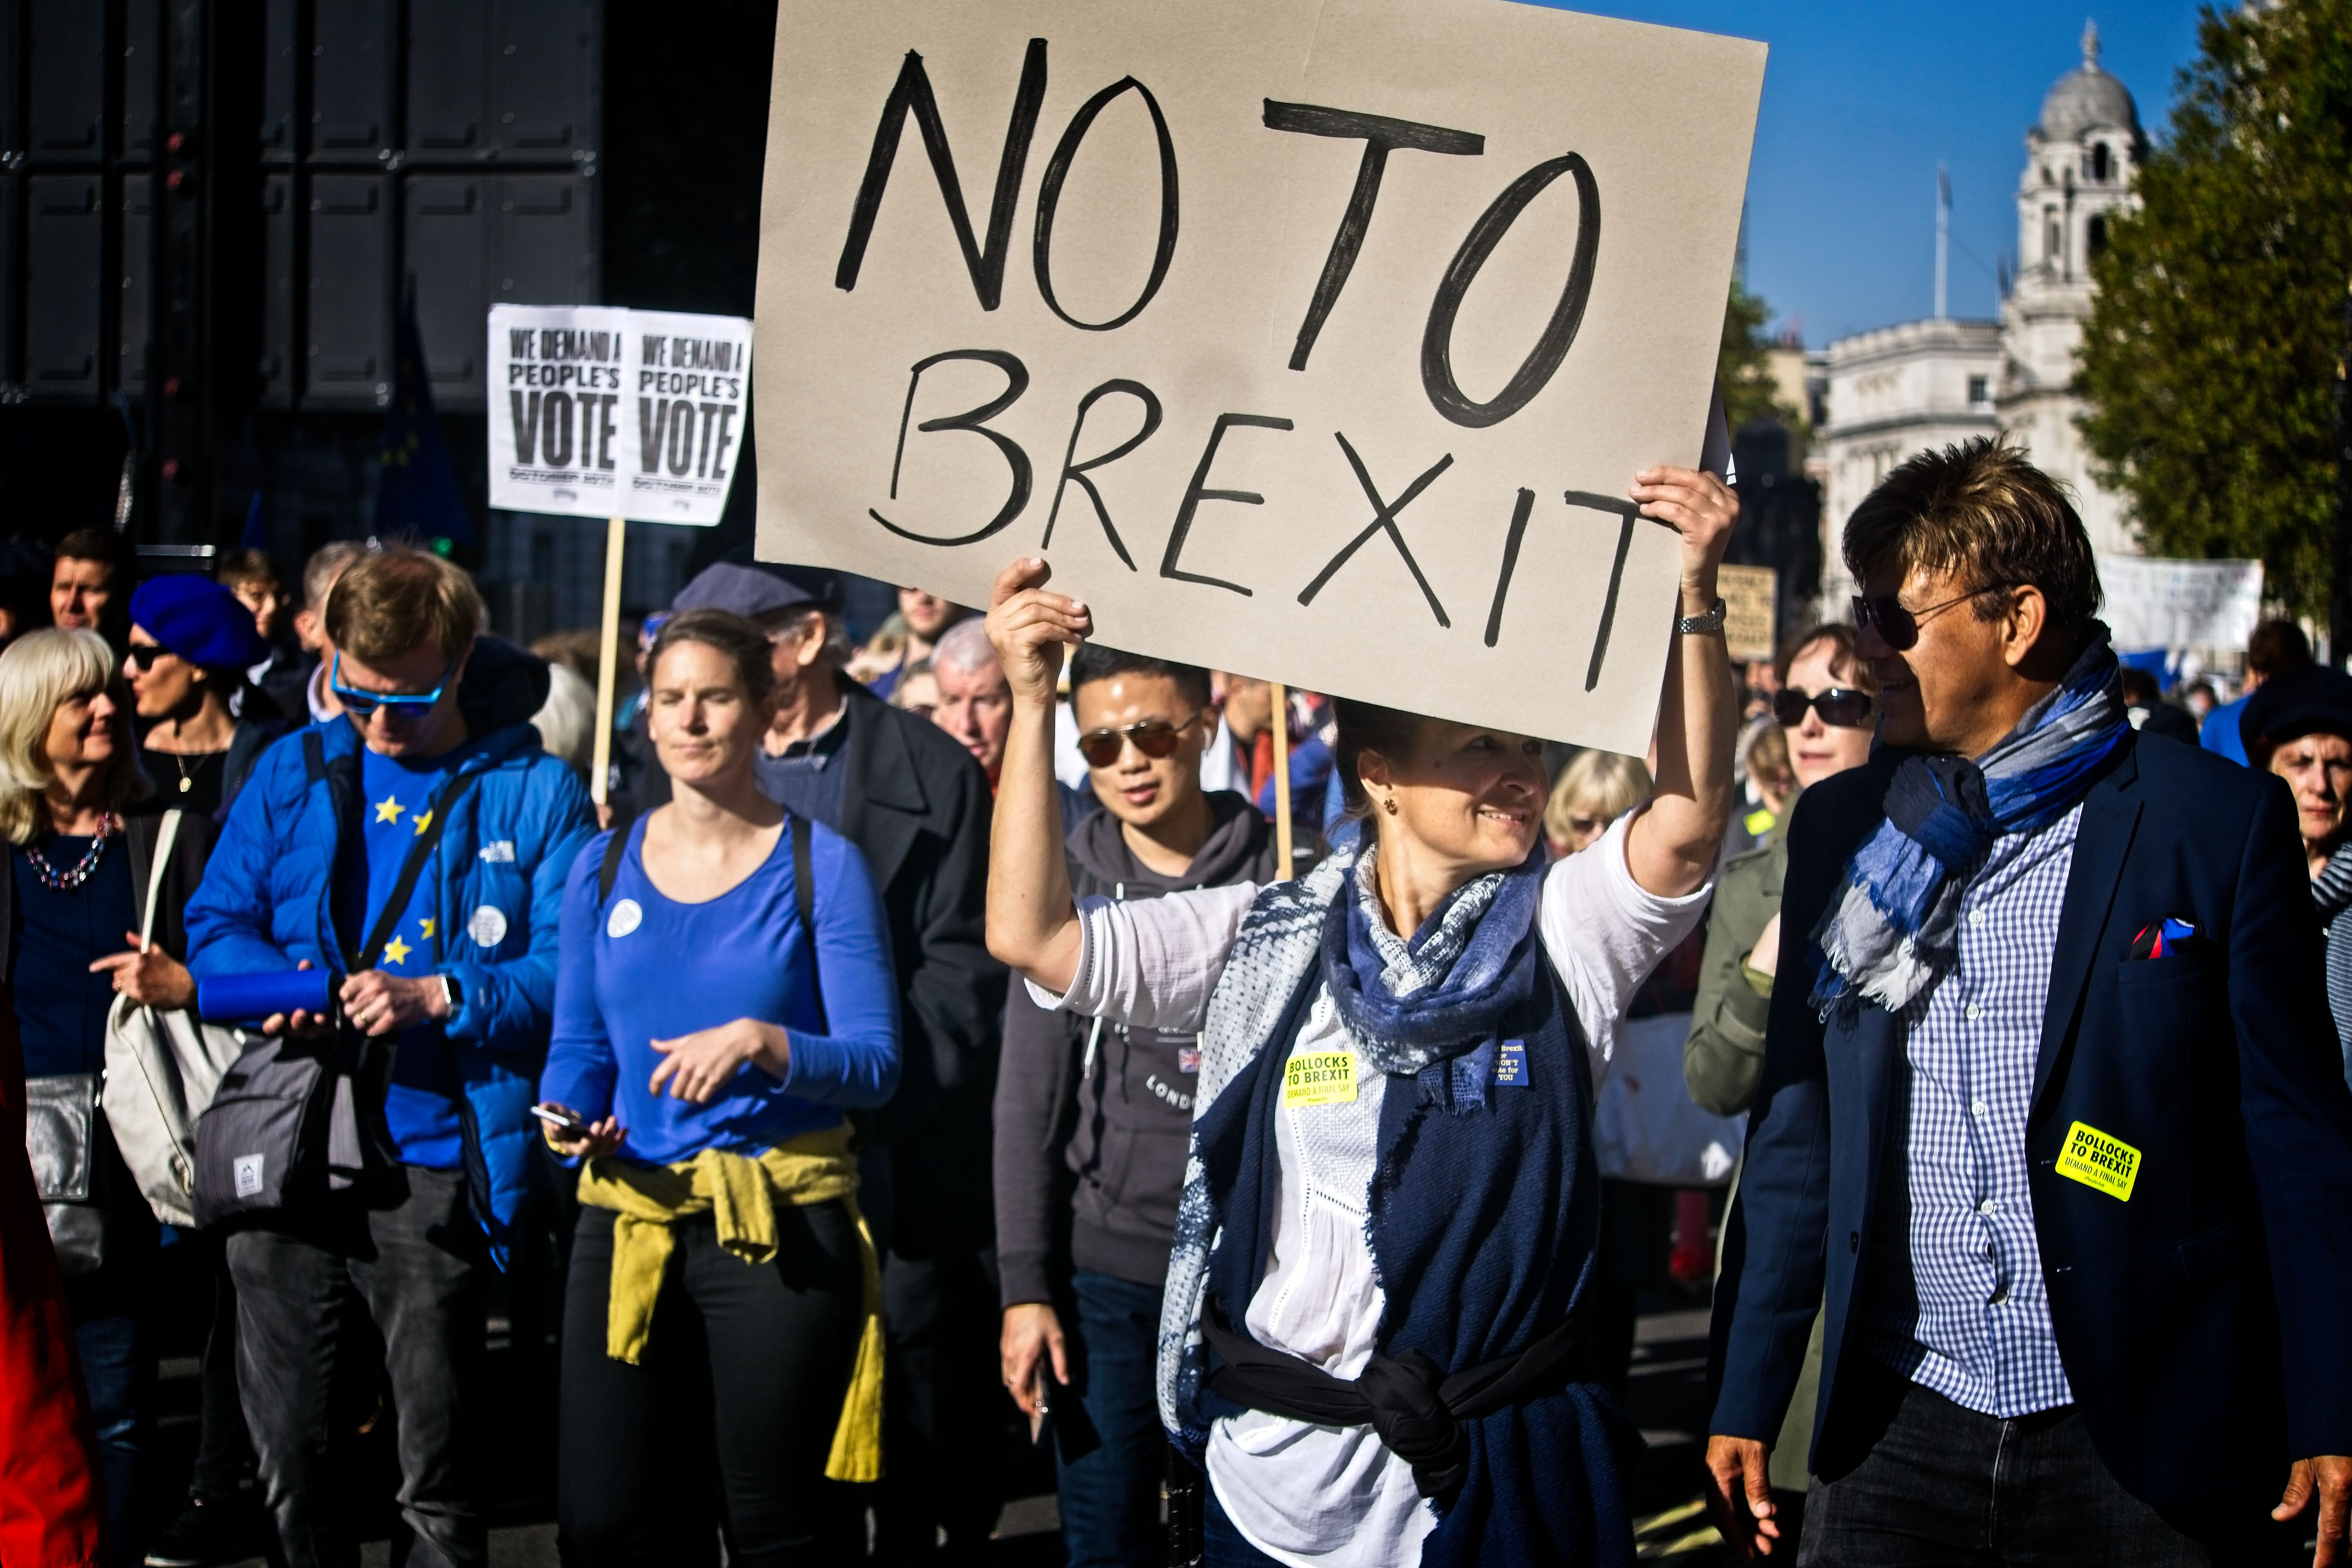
[983,464,1737,1567]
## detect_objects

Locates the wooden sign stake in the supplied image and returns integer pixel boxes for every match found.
[590,515,626,809]
[1270,681,1293,874]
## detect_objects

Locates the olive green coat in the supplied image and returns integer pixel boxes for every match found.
[1685,829,1823,1492]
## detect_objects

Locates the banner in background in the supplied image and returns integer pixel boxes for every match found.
[2097,554,2264,653]
[751,0,1766,753]
[1717,563,1778,664]
[487,305,751,526]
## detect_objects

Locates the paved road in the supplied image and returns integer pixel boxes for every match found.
[154,1300,1731,1566]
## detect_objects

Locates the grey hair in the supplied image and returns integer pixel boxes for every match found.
[301,540,367,610]
[932,615,998,675]
[529,661,597,780]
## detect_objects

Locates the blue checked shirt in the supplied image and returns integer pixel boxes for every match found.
[1863,804,2082,1418]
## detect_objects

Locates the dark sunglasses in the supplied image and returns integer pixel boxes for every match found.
[125,644,172,670]
[1772,687,1876,729]
[1851,586,2009,652]
[330,652,457,718]
[1076,712,1203,769]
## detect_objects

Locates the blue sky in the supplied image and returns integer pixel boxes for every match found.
[1535,0,2209,345]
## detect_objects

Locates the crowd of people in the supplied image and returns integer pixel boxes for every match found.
[0,433,2348,1568]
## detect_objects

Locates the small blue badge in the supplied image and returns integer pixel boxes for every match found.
[1494,1039,1528,1087]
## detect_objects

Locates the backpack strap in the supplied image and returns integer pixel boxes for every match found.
[356,768,486,971]
[791,813,826,1032]
[303,729,326,787]
[597,820,632,907]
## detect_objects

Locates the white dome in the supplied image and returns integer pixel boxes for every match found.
[2040,22,2139,140]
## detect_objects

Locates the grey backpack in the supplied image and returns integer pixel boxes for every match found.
[192,737,481,1227]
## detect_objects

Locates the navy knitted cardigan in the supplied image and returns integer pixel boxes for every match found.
[1185,900,1640,1567]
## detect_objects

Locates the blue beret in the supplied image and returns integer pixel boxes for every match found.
[130,574,271,670]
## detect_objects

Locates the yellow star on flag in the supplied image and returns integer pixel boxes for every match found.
[382,935,414,967]
[375,795,405,824]
[419,917,436,939]
[413,808,434,837]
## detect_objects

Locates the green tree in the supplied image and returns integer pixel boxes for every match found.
[2077,0,2352,619]
[1719,277,1798,436]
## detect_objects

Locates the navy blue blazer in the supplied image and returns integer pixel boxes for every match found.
[1709,731,2352,1506]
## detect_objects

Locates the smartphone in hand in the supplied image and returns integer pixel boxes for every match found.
[531,1103,591,1136]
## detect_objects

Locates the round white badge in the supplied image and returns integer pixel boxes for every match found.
[606,898,643,939]
[467,904,509,948]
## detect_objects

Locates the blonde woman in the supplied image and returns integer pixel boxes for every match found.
[1543,750,1654,858]
[0,628,218,1560]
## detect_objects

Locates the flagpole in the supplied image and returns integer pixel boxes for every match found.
[1270,682,1293,874]
[590,516,626,811]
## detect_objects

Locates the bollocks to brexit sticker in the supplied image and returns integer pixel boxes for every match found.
[1282,1051,1358,1108]
[2055,1120,2140,1202]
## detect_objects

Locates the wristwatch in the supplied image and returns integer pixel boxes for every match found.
[439,975,464,1013]
[1675,597,1727,636]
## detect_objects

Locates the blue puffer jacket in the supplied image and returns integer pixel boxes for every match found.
[185,638,596,1263]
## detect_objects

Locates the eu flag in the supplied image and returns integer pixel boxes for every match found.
[377,288,475,548]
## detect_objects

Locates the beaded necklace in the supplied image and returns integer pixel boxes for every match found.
[24,813,120,893]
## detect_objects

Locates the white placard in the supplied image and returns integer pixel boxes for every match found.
[488,304,752,527]
[751,0,1766,753]
[2097,554,2265,652]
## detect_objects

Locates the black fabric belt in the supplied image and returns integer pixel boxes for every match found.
[1201,1302,1595,1499]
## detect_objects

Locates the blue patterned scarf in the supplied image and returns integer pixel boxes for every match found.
[1812,626,2127,1014]
[1321,840,1545,1070]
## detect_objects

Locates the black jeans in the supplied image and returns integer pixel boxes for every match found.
[182,1227,257,1503]
[558,1200,863,1568]
[225,1166,487,1568]
[1802,1357,2303,1567]
[858,1127,1010,1562]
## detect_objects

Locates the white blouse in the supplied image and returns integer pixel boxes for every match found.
[1029,812,1710,1568]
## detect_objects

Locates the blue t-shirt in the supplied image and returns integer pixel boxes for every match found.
[540,814,900,1166]
[332,746,469,1169]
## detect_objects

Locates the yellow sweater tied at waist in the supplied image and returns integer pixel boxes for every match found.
[573,1122,884,1482]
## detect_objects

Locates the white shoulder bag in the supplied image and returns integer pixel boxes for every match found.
[102,809,247,1227]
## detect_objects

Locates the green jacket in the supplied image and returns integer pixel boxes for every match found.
[1685,828,1822,1492]
[1684,832,1785,1118]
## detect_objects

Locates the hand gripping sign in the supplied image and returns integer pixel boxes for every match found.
[752,0,1764,753]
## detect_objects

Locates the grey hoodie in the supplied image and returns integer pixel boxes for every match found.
[993,791,1278,1303]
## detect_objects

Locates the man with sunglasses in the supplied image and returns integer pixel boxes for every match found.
[1704,439,2352,1567]
[993,643,1279,1568]
[185,548,594,1568]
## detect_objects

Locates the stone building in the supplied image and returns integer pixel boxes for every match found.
[1817,23,2141,611]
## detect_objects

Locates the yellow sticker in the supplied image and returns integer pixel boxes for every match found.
[1281,1051,1359,1107]
[2055,1120,2140,1202]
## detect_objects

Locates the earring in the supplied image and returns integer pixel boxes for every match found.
[1381,797,1399,816]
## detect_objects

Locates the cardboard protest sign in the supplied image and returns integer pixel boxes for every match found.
[2096,554,2263,653]
[752,0,1764,751]
[1717,564,1778,664]
[488,305,751,526]
[622,311,755,526]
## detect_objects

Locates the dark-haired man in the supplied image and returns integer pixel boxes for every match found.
[1706,439,2352,1566]
[994,644,1278,1568]
[2203,619,2313,767]
[51,526,129,646]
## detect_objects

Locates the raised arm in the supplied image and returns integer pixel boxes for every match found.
[984,558,1095,995]
[1625,465,1739,899]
